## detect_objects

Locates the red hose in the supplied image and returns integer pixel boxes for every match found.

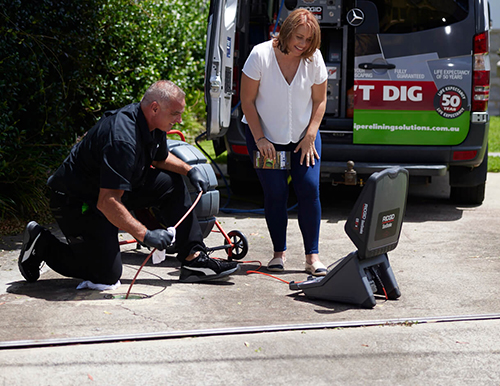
[125,191,203,299]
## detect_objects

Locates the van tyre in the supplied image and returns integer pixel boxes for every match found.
[449,148,488,206]
[450,182,486,206]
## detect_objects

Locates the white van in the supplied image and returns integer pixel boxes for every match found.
[205,0,490,204]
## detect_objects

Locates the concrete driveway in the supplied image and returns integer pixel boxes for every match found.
[1,173,499,385]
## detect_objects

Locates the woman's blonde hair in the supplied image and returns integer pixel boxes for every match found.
[276,8,321,61]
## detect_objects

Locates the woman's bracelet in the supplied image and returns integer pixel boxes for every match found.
[256,136,266,144]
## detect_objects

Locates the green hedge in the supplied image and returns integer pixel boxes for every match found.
[0,0,209,219]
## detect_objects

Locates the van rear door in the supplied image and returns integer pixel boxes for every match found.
[353,0,474,146]
[205,0,238,139]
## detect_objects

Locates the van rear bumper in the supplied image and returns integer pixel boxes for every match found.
[320,162,447,177]
[319,118,488,178]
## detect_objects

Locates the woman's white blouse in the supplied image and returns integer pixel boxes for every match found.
[242,39,328,144]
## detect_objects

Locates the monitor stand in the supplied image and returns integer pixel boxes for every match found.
[289,251,400,308]
[289,166,408,308]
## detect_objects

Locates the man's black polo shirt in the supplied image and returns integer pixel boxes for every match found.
[48,103,168,202]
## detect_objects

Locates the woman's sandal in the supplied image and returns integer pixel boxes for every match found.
[305,261,327,276]
[267,256,285,272]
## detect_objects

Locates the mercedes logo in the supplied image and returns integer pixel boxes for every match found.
[347,8,365,27]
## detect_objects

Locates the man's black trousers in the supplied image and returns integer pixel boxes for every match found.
[42,168,205,284]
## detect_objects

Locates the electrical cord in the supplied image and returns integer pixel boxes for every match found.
[239,259,298,285]
[369,266,388,300]
[246,268,292,284]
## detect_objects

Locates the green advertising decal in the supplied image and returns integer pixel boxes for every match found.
[354,54,472,146]
[354,109,469,145]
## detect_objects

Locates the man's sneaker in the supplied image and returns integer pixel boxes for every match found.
[179,252,240,283]
[18,221,45,282]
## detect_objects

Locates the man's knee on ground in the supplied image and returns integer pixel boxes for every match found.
[89,250,123,285]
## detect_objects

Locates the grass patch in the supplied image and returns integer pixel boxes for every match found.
[489,115,500,172]
[488,156,500,173]
[196,139,228,164]
[489,115,500,153]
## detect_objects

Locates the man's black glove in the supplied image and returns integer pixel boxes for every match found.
[187,167,209,194]
[143,228,176,250]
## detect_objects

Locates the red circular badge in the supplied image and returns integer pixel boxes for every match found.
[434,86,468,119]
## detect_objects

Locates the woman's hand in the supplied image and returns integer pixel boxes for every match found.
[256,137,276,161]
[294,134,319,167]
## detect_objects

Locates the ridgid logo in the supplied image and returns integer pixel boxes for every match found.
[381,213,395,230]
[298,6,323,19]
[375,208,400,241]
[358,203,369,235]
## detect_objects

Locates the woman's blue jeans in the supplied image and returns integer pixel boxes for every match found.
[245,126,321,255]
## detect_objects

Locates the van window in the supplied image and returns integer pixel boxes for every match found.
[374,0,469,34]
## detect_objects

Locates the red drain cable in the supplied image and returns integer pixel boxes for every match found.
[125,191,203,298]
[125,191,303,298]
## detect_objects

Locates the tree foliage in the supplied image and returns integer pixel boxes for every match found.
[0,0,209,219]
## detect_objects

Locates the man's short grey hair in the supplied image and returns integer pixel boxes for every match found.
[141,80,185,106]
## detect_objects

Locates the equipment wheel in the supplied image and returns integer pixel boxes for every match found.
[224,230,248,260]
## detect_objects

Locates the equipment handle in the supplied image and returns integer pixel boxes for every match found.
[358,63,396,70]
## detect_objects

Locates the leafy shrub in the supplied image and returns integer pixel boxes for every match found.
[0,0,209,221]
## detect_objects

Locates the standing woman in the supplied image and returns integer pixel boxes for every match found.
[240,9,328,276]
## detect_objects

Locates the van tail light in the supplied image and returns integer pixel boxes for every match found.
[453,150,477,161]
[472,31,490,112]
[231,144,249,155]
